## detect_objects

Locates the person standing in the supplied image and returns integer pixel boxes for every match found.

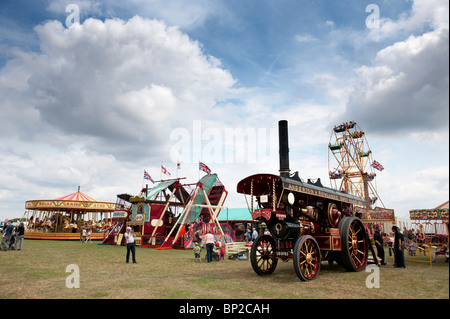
[203,231,215,263]
[193,230,202,245]
[14,222,25,251]
[373,225,386,265]
[125,227,137,264]
[392,226,405,268]
[246,229,252,242]
[219,242,225,261]
[1,221,14,251]
[251,228,258,241]
[193,242,201,262]
[81,228,87,243]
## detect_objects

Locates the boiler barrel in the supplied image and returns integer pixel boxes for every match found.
[271,221,300,240]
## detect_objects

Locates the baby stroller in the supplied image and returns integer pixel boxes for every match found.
[212,245,220,261]
[204,243,221,261]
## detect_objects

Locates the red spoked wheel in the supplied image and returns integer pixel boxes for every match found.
[250,234,278,275]
[340,217,369,271]
[293,235,321,281]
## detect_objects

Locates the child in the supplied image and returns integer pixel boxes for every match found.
[408,240,417,256]
[220,242,225,261]
[194,242,201,262]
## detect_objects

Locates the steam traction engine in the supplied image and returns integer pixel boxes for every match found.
[237,120,374,281]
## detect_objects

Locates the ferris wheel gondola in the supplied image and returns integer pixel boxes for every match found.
[328,121,384,209]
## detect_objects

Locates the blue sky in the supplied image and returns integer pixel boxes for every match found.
[0,0,448,220]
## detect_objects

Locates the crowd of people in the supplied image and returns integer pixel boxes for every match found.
[188,224,449,266]
[399,226,448,262]
[189,226,265,263]
[374,225,448,267]
[4,217,448,269]
[192,229,226,263]
[1,221,25,251]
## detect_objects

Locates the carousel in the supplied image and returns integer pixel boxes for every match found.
[409,201,449,245]
[25,187,116,240]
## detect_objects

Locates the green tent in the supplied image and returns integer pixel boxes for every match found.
[217,208,252,221]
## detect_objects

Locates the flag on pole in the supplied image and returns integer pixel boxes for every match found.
[177,162,181,170]
[143,170,154,183]
[199,161,211,174]
[161,165,171,176]
[371,160,384,171]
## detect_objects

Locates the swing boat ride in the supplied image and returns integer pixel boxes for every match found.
[102,173,235,249]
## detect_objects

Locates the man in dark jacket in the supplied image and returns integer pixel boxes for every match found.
[374,225,386,265]
[392,226,405,268]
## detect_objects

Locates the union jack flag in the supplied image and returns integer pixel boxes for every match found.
[161,165,171,176]
[371,160,384,171]
[199,161,211,174]
[143,170,154,183]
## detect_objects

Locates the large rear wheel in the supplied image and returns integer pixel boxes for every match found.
[340,217,369,271]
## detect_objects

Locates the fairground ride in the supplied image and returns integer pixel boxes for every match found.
[328,121,384,209]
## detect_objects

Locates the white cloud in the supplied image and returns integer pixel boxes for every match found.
[1,16,236,160]
[343,23,449,136]
[294,33,317,43]
[368,0,449,41]
[379,165,449,216]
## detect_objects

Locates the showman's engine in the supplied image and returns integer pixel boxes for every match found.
[237,120,375,281]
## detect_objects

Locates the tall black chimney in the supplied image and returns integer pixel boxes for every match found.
[279,120,290,177]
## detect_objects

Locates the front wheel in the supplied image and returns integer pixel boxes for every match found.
[250,234,278,275]
[293,235,321,281]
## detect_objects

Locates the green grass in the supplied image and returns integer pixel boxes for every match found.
[0,240,448,299]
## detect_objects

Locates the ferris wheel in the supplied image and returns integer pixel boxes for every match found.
[328,121,384,209]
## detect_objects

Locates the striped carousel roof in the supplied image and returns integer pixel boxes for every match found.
[55,191,98,202]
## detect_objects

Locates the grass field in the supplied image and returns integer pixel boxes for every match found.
[0,239,448,299]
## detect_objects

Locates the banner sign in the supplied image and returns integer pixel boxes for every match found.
[282,181,364,206]
[409,209,449,221]
[25,200,116,211]
[355,206,395,222]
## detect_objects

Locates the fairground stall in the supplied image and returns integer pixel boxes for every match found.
[101,193,133,244]
[409,201,449,246]
[25,187,116,240]
[355,206,396,236]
